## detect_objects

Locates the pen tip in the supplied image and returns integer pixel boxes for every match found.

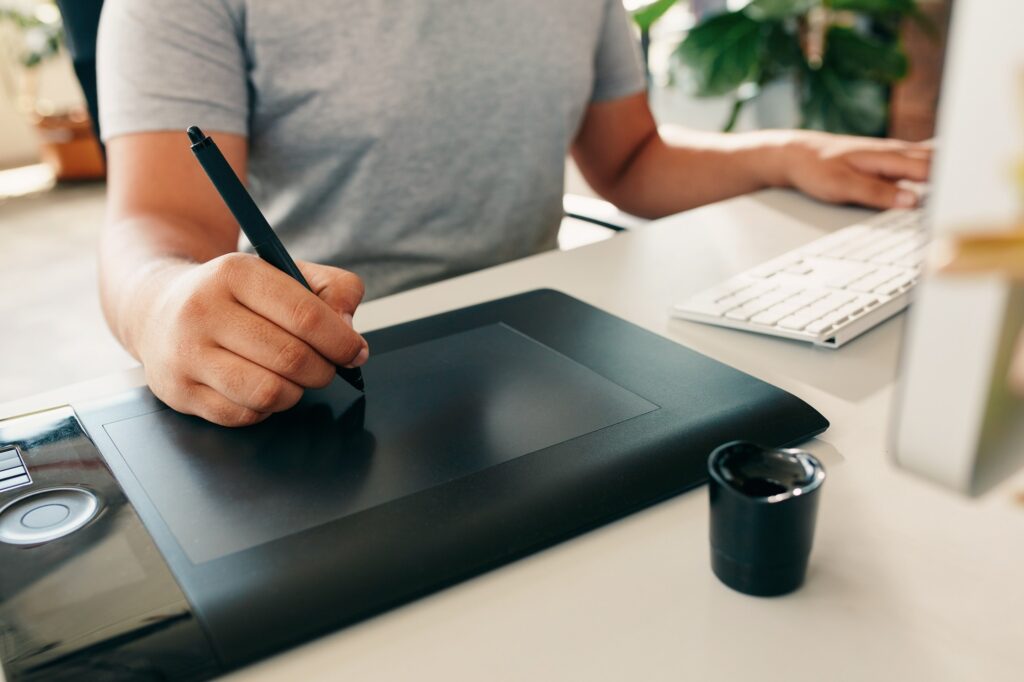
[186,126,205,144]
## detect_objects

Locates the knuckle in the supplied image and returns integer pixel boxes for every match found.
[214,252,249,278]
[177,291,209,324]
[346,273,366,301]
[216,360,248,395]
[211,252,254,291]
[231,407,266,428]
[205,403,236,427]
[274,340,311,376]
[290,298,323,337]
[208,403,260,428]
[248,377,289,412]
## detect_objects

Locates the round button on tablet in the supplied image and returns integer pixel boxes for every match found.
[0,488,99,545]
[21,503,71,529]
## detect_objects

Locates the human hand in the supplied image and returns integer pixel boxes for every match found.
[135,253,368,426]
[778,131,932,210]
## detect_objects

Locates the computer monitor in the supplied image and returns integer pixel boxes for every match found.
[893,0,1024,494]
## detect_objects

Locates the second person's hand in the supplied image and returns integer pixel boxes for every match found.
[135,253,368,427]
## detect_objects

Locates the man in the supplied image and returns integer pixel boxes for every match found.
[97,0,931,426]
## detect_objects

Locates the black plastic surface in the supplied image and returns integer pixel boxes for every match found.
[0,408,219,681]
[103,323,657,564]
[74,289,828,671]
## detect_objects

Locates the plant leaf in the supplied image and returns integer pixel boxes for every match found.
[745,0,818,21]
[801,67,889,135]
[758,20,803,83]
[825,0,917,14]
[632,0,679,32]
[676,11,764,97]
[824,25,907,83]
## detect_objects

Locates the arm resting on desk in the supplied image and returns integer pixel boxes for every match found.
[570,92,932,219]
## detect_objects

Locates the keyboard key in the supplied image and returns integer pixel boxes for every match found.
[800,225,870,256]
[806,318,838,335]
[872,235,928,265]
[725,306,759,321]
[778,314,816,331]
[752,306,794,326]
[806,308,854,335]
[748,254,802,279]
[825,230,888,259]
[894,248,927,267]
[786,289,830,309]
[746,289,796,312]
[848,267,902,292]
[674,300,730,317]
[804,293,853,319]
[827,264,876,289]
[707,279,753,302]
[873,272,916,296]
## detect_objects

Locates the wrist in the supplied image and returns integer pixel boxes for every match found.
[119,258,195,361]
[742,129,801,189]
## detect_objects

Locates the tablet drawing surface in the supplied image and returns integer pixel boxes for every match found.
[104,323,658,563]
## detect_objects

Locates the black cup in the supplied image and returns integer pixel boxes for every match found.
[708,441,826,597]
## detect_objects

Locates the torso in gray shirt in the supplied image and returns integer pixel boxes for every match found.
[98,0,645,299]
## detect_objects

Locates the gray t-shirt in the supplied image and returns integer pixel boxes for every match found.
[97,0,645,299]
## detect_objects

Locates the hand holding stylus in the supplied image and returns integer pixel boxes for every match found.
[135,254,368,427]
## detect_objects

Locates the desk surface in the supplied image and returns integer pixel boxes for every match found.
[2,190,1022,681]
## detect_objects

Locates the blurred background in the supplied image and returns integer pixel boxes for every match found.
[0,0,952,403]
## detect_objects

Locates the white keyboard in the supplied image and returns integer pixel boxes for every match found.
[672,207,928,348]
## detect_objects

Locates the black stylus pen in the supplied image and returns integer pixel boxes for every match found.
[186,125,365,393]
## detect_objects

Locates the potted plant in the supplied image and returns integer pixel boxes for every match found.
[632,0,927,136]
[0,0,104,179]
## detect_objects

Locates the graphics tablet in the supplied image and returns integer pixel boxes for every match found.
[0,290,827,680]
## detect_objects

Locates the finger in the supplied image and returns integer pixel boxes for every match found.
[297,260,366,316]
[832,135,932,155]
[835,169,918,210]
[224,258,368,367]
[173,382,270,428]
[193,347,304,414]
[211,302,336,388]
[846,150,931,182]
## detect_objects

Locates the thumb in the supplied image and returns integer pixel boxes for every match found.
[295,260,366,317]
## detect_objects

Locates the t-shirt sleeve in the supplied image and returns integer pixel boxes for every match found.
[591,0,647,102]
[96,0,249,142]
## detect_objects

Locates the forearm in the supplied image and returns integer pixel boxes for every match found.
[99,215,233,359]
[600,128,793,219]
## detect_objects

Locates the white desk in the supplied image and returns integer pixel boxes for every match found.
[2,190,1022,681]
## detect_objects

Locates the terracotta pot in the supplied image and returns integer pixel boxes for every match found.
[30,108,105,181]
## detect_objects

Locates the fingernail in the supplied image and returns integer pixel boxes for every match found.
[342,313,354,328]
[349,344,369,368]
[895,190,917,208]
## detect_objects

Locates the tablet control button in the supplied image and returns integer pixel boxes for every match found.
[21,503,71,529]
[0,489,99,545]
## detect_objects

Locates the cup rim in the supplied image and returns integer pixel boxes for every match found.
[708,440,826,503]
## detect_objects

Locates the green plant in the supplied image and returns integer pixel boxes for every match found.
[0,1,62,68]
[634,0,926,136]
[0,1,63,112]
